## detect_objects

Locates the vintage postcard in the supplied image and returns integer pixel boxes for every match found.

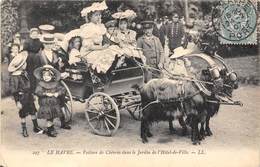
[1,0,259,166]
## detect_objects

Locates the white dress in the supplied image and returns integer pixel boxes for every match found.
[68,48,81,65]
[79,22,106,56]
[79,23,146,73]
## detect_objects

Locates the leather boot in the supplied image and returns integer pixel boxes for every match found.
[21,122,29,137]
[60,116,71,130]
[46,125,57,137]
[32,119,43,133]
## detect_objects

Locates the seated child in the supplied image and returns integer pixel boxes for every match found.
[102,20,119,46]
[68,36,82,65]
[34,65,71,137]
[8,51,43,137]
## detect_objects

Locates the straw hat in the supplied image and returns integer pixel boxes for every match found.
[8,51,28,72]
[30,28,39,34]
[112,10,137,20]
[40,34,55,44]
[54,33,65,42]
[34,65,61,89]
[81,1,107,17]
[170,47,193,59]
[39,24,55,34]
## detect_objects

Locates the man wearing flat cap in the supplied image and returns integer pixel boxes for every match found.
[137,21,165,82]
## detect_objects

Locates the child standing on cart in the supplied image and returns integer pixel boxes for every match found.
[8,51,43,137]
[34,65,71,137]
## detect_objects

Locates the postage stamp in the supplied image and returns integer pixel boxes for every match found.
[212,0,257,44]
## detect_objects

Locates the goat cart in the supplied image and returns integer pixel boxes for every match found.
[165,53,243,107]
[61,57,144,136]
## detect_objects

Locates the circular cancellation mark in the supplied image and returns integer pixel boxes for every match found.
[211,0,257,42]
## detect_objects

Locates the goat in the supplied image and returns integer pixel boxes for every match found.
[199,68,239,138]
[133,78,207,145]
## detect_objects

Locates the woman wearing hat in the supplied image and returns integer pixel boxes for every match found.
[112,10,137,47]
[79,1,108,55]
[8,51,43,137]
[34,65,70,137]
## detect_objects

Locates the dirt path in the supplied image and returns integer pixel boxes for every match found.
[1,85,259,167]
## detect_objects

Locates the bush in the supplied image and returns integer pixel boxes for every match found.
[1,63,11,97]
[1,0,20,46]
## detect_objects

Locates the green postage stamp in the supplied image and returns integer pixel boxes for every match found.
[212,0,257,45]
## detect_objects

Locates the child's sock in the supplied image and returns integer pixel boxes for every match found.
[21,122,29,137]
[60,112,71,130]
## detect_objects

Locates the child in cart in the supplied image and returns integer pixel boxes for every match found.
[34,65,71,137]
[8,51,43,137]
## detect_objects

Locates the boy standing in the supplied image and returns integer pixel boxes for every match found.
[8,51,43,137]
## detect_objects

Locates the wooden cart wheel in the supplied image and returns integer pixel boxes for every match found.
[61,80,73,123]
[85,92,120,136]
[126,103,142,121]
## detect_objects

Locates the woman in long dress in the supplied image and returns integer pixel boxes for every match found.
[62,2,145,76]
[80,3,145,73]
[111,10,146,63]
[79,8,108,55]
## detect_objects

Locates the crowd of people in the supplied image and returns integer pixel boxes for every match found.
[6,1,194,138]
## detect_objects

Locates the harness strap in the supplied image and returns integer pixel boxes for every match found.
[141,99,160,111]
[141,89,201,113]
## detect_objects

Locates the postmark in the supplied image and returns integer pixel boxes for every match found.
[212,0,257,44]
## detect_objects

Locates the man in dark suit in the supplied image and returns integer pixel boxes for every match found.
[152,18,165,47]
[23,28,43,92]
[163,12,185,53]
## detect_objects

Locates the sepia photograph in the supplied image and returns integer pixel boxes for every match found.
[0,0,259,166]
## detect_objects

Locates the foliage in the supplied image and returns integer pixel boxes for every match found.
[1,0,20,46]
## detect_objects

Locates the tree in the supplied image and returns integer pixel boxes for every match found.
[1,0,20,47]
